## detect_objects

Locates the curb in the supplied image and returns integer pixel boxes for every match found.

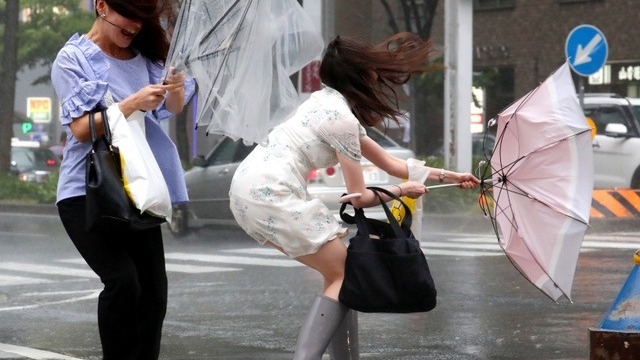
[0,203,58,216]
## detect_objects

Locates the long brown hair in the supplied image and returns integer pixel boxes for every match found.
[319,32,432,127]
[97,0,169,64]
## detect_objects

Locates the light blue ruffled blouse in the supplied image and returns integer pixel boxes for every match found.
[51,33,194,205]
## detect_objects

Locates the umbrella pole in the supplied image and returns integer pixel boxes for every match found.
[425,183,463,189]
[427,178,493,190]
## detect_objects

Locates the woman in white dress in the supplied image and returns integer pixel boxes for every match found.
[229,32,480,359]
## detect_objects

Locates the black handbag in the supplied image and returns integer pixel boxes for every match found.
[338,186,437,313]
[85,109,166,232]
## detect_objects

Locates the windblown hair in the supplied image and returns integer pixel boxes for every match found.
[96,0,169,64]
[320,32,432,127]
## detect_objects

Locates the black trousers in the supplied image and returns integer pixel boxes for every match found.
[58,196,168,360]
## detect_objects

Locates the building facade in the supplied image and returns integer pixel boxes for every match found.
[430,0,640,120]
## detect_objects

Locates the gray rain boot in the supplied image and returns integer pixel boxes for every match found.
[327,309,360,360]
[293,295,348,360]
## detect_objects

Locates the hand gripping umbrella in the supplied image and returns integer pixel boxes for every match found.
[477,61,594,301]
[165,0,324,144]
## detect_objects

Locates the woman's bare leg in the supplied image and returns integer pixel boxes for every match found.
[294,237,347,299]
[266,237,347,299]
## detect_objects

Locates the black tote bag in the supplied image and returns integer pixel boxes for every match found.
[85,110,166,232]
[338,186,437,313]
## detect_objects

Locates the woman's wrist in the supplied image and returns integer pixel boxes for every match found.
[438,168,446,183]
[393,184,403,197]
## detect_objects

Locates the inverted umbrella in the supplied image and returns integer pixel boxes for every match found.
[166,0,324,144]
[478,61,594,301]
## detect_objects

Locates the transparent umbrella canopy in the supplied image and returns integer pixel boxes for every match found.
[165,0,324,145]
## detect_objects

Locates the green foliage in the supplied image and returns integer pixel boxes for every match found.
[4,0,95,85]
[0,171,58,204]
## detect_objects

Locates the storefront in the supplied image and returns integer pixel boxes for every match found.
[586,61,640,98]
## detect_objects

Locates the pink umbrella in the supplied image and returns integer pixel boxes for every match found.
[478,61,594,301]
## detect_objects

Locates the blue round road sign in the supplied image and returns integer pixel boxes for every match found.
[565,24,608,77]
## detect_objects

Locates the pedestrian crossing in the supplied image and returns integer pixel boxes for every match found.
[0,235,638,287]
[422,233,640,257]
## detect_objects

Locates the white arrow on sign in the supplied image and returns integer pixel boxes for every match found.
[573,33,602,66]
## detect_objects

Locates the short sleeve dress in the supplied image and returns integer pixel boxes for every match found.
[229,87,366,258]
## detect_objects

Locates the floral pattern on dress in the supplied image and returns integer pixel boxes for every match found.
[229,87,361,258]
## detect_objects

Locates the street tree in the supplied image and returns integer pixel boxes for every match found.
[0,0,93,174]
[379,0,441,156]
[0,0,20,174]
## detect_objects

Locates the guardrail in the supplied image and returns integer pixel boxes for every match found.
[591,189,640,218]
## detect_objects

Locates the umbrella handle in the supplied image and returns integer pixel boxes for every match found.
[338,193,362,203]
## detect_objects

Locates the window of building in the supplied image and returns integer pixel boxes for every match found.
[556,0,603,4]
[474,0,515,11]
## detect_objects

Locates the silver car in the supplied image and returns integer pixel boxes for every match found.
[168,127,415,237]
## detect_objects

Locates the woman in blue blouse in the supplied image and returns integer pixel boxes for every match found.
[50,1,190,359]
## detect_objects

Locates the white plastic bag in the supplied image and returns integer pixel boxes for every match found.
[107,105,172,221]
[391,158,430,240]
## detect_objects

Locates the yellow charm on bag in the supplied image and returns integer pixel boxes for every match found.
[390,180,417,225]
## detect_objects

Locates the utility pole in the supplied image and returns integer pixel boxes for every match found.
[444,0,473,172]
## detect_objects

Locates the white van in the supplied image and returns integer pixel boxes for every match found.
[582,94,640,189]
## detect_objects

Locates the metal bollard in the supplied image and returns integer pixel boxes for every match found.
[589,250,640,359]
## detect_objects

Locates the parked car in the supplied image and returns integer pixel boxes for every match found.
[10,140,60,183]
[168,127,416,236]
[581,93,640,189]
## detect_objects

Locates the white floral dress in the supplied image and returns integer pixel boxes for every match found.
[229,87,366,258]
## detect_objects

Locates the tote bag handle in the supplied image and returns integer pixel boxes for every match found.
[339,186,414,240]
[88,109,112,151]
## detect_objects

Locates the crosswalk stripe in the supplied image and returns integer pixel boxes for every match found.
[222,248,284,256]
[1,236,637,286]
[423,249,503,257]
[0,262,97,279]
[418,234,640,257]
[59,258,241,274]
[423,241,502,251]
[165,263,240,273]
[581,241,640,249]
[0,274,51,286]
[165,252,303,267]
[0,343,81,359]
[446,237,497,243]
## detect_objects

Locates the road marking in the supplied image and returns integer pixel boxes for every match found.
[582,241,640,249]
[423,249,503,257]
[0,274,51,286]
[423,240,502,251]
[59,258,241,274]
[0,343,82,359]
[0,262,97,279]
[165,263,240,273]
[222,248,284,256]
[165,252,303,267]
[0,290,100,312]
[1,235,636,286]
[419,236,640,257]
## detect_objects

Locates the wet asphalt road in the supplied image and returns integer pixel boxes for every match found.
[0,206,638,360]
